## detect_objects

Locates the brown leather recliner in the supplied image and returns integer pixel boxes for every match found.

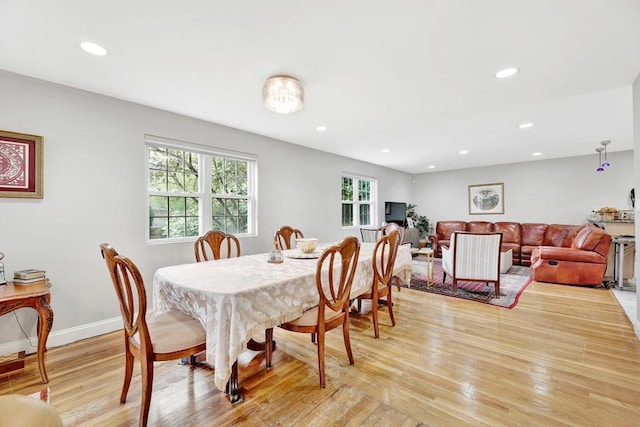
[530,225,611,286]
[428,221,466,257]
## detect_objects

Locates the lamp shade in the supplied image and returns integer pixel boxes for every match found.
[262,75,304,114]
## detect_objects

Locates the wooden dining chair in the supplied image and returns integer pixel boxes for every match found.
[356,230,401,338]
[274,225,304,250]
[275,236,360,388]
[194,230,241,262]
[99,243,207,427]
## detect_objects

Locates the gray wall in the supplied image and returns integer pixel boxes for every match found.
[411,151,634,227]
[0,70,412,352]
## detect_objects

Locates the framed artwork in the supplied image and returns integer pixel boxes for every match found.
[0,130,44,199]
[468,182,504,215]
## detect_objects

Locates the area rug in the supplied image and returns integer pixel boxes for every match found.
[404,258,532,308]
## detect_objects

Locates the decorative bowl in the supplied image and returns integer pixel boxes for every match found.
[296,238,319,254]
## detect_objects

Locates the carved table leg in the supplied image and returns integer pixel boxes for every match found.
[35,294,53,384]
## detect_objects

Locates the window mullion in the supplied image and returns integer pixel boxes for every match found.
[201,153,212,234]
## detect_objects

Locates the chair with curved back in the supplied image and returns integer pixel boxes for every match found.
[356,230,401,338]
[276,236,361,388]
[381,222,405,245]
[441,231,503,297]
[99,243,207,427]
[274,225,304,250]
[194,230,241,262]
[360,226,383,243]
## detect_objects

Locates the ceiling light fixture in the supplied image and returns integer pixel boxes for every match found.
[494,67,519,79]
[519,122,533,129]
[80,41,107,56]
[459,150,469,155]
[595,147,605,172]
[262,75,304,114]
[316,126,327,132]
[532,152,542,156]
[600,140,611,167]
[428,165,436,169]
[381,149,390,153]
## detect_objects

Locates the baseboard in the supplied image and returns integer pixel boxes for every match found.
[0,317,122,356]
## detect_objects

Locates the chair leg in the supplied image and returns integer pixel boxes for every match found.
[372,296,380,339]
[139,356,154,427]
[311,332,316,344]
[387,287,395,326]
[357,298,362,313]
[121,348,134,404]
[495,282,500,299]
[342,316,354,365]
[265,328,273,368]
[442,272,446,283]
[317,329,325,388]
[395,276,401,292]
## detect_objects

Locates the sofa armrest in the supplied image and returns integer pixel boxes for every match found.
[532,246,606,264]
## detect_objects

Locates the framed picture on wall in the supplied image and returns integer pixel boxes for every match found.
[0,130,44,199]
[468,182,504,215]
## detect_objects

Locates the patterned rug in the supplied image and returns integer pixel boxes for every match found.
[404,258,532,308]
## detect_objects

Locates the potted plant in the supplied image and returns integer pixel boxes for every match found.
[406,204,430,237]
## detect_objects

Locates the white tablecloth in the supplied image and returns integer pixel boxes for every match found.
[152,242,412,390]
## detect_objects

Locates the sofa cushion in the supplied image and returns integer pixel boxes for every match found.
[436,221,466,239]
[465,221,492,233]
[521,223,548,246]
[493,222,522,244]
[543,224,579,247]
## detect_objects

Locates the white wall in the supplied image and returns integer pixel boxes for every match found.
[0,70,412,351]
[410,151,634,227]
[634,71,640,331]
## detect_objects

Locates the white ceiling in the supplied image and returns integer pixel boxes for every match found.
[1,1,639,174]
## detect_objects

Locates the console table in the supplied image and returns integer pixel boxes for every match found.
[0,281,53,383]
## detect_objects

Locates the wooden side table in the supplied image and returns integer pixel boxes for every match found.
[0,281,53,383]
[418,248,434,287]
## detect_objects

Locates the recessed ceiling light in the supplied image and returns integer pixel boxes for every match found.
[519,122,534,129]
[428,165,436,169]
[458,150,469,155]
[532,152,542,156]
[80,41,107,56]
[381,149,390,153]
[316,125,327,132]
[494,67,519,79]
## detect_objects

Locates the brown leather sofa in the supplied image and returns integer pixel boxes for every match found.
[428,221,611,286]
[530,225,611,286]
[430,221,581,265]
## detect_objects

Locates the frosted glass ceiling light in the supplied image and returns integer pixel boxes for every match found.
[262,75,304,114]
[600,140,611,167]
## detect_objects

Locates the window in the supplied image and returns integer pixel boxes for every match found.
[341,174,377,227]
[146,135,257,241]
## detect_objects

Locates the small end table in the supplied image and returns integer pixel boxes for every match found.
[417,248,434,287]
[0,280,53,383]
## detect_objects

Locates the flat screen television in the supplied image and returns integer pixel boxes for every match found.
[384,201,407,227]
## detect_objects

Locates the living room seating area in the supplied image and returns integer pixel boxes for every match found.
[429,221,612,286]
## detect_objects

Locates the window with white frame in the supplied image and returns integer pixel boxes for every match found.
[146,136,257,241]
[341,174,377,227]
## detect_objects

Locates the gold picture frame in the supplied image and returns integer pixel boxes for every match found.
[0,130,44,199]
[468,183,504,215]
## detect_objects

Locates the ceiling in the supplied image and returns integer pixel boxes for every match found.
[1,1,639,174]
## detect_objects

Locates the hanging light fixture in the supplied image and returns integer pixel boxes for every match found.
[595,147,605,172]
[262,75,304,114]
[600,140,611,167]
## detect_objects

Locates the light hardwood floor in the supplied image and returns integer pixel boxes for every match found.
[1,281,640,426]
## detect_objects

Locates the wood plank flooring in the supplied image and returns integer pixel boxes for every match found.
[1,281,639,426]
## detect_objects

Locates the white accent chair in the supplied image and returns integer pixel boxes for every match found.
[441,231,503,298]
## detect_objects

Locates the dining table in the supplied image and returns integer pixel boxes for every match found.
[152,241,413,402]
